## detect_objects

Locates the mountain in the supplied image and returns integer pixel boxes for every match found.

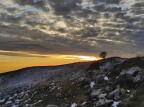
[1,57,144,107]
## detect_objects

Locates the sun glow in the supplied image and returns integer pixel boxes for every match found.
[0,50,99,73]
[77,56,97,61]
[0,50,98,61]
[53,55,98,61]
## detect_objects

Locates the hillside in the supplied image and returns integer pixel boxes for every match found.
[0,57,144,107]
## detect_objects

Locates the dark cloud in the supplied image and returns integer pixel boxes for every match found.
[49,0,82,18]
[76,27,100,38]
[0,0,144,57]
[0,24,98,55]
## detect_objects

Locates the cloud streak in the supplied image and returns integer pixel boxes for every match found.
[0,0,144,58]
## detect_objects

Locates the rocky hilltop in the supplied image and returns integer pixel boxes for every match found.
[1,57,144,107]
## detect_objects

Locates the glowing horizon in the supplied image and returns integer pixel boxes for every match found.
[0,54,99,73]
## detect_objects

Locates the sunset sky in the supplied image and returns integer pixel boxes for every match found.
[0,0,144,73]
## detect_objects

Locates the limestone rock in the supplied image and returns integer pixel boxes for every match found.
[91,89,102,97]
[121,67,141,76]
[96,99,113,107]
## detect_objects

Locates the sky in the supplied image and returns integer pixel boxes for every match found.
[0,0,144,73]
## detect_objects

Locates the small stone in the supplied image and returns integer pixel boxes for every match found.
[11,104,19,107]
[127,90,130,93]
[121,88,126,94]
[133,75,144,83]
[56,93,61,97]
[96,99,113,107]
[5,101,13,104]
[111,101,119,107]
[98,93,107,99]
[109,89,119,97]
[130,94,133,98]
[15,99,20,103]
[104,76,109,81]
[81,101,87,106]
[25,104,29,107]
[46,104,59,107]
[91,89,102,97]
[0,99,5,103]
[108,86,120,100]
[71,103,77,107]
[114,91,120,100]
[90,81,95,88]
[8,97,13,100]
[105,86,112,92]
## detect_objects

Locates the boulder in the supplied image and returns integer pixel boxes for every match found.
[133,75,144,83]
[121,67,141,76]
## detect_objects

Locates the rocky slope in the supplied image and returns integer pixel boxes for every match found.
[1,57,144,107]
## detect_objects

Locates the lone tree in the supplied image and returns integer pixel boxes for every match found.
[99,52,107,59]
